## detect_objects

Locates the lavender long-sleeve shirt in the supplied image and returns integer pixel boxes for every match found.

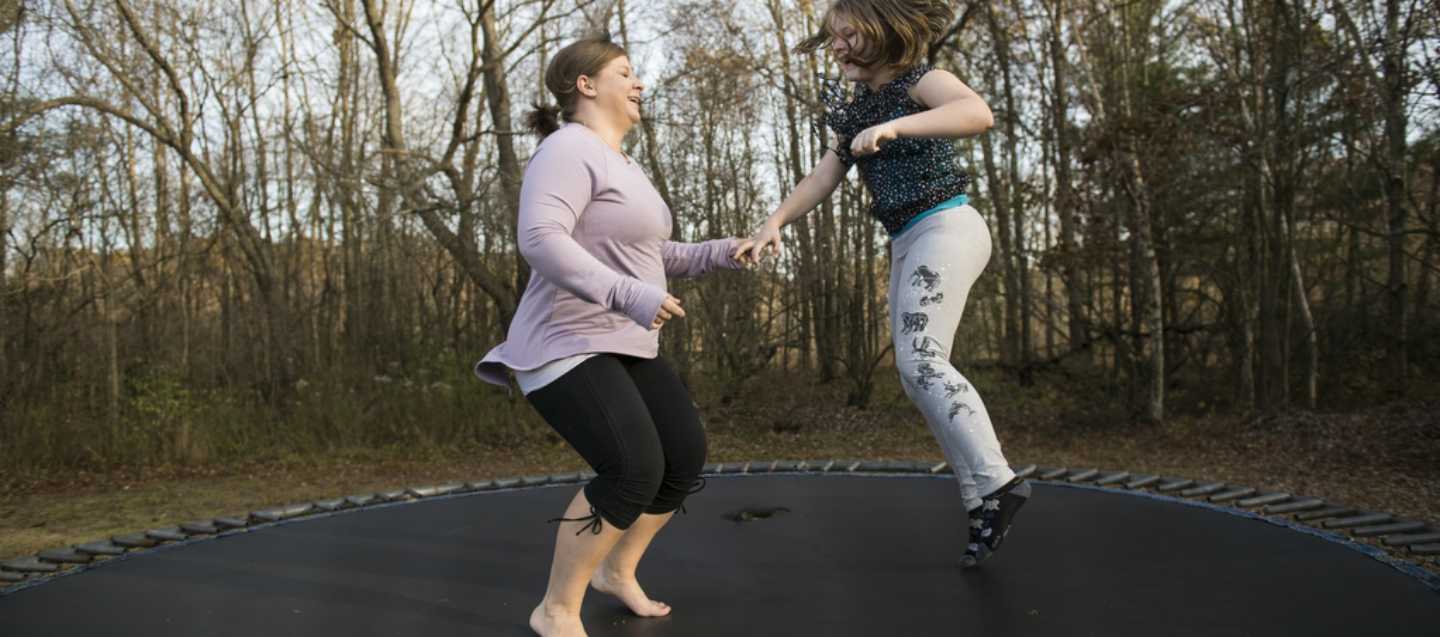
[474,123,742,387]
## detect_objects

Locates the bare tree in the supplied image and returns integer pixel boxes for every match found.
[1332,0,1426,390]
[1045,0,1090,359]
[1070,0,1166,422]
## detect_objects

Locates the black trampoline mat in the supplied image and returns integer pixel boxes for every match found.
[2,475,1437,636]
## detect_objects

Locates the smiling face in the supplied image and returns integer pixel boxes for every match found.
[829,13,892,85]
[579,56,645,126]
[827,15,878,83]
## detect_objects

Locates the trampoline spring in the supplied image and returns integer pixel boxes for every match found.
[1124,475,1162,489]
[1180,482,1226,498]
[1038,467,1069,480]
[1237,493,1291,508]
[1295,506,1357,522]
[1,558,58,574]
[1263,498,1326,515]
[1382,532,1440,547]
[144,528,187,542]
[179,521,220,535]
[1095,472,1131,486]
[1322,513,1393,529]
[1209,488,1258,503]
[74,542,126,557]
[36,549,90,566]
[1353,521,1426,538]
[1157,479,1195,493]
[313,499,347,512]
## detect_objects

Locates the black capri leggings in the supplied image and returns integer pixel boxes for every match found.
[525,354,706,531]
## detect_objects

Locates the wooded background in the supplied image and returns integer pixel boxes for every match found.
[1,0,1437,472]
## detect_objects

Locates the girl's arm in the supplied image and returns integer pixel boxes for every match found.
[735,150,848,262]
[850,69,994,156]
[766,149,849,229]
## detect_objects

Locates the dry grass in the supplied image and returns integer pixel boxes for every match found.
[3,372,1437,577]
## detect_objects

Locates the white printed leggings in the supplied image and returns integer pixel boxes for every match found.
[888,205,1016,512]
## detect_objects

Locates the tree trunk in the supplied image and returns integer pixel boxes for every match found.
[1222,242,1255,411]
[988,0,1032,380]
[178,156,193,374]
[773,0,819,372]
[350,0,517,332]
[0,189,9,391]
[335,0,365,351]
[1380,0,1409,388]
[1048,0,1088,359]
[979,125,1019,366]
[479,5,527,313]
[976,11,1020,367]
[1111,2,1164,422]
[1041,142,1056,359]
[1126,177,1164,424]
[1414,165,1438,321]
[1289,239,1317,409]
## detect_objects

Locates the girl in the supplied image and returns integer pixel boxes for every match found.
[474,37,754,636]
[736,0,1030,568]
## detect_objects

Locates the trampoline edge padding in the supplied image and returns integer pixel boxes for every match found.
[3,459,1438,596]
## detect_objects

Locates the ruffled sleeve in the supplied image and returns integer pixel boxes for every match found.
[815,75,859,167]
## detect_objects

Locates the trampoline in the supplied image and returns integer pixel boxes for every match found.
[3,460,1438,635]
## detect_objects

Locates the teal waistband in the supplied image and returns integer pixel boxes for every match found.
[890,194,969,238]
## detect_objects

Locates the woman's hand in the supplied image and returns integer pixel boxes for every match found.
[736,222,783,264]
[651,294,685,330]
[731,237,760,266]
[851,122,898,157]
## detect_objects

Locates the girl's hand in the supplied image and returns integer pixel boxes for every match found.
[736,222,783,264]
[851,122,898,156]
[651,294,685,330]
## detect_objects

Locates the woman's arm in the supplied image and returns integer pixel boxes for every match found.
[663,238,750,278]
[850,69,994,156]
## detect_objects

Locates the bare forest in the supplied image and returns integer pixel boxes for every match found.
[2,0,1438,474]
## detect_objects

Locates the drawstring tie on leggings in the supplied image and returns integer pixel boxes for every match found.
[547,506,604,536]
[548,477,708,532]
[677,477,707,515]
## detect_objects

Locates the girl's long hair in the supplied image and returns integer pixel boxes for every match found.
[797,0,954,70]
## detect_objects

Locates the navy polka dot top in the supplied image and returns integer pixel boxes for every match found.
[819,64,971,236]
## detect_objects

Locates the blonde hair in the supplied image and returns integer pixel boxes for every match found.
[797,0,954,70]
[525,35,628,138]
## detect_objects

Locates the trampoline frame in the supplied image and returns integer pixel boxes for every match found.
[4,459,1439,595]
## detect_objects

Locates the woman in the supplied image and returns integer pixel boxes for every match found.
[473,37,754,636]
[735,0,1030,568]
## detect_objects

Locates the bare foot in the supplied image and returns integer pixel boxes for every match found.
[529,602,587,637]
[590,568,671,617]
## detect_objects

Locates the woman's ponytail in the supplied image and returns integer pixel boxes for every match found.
[526,103,563,139]
[531,37,627,140]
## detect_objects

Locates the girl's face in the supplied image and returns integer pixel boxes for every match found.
[828,15,877,83]
[581,55,644,125]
